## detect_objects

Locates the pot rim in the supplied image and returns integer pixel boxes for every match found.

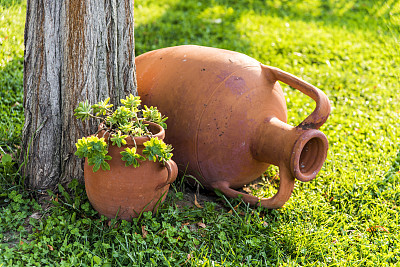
[97,121,165,146]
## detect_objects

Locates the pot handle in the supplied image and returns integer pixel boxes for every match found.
[156,159,178,190]
[165,159,178,185]
[263,65,331,130]
[211,163,295,209]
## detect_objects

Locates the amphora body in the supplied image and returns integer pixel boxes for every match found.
[136,45,330,208]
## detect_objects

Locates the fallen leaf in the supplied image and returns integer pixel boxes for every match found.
[366,225,389,233]
[197,222,206,228]
[30,212,41,220]
[228,203,241,214]
[183,253,192,265]
[142,225,148,238]
[366,227,373,232]
[194,195,203,209]
[107,220,119,228]
[377,226,389,233]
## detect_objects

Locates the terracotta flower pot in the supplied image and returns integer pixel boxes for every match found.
[136,45,331,209]
[84,122,178,220]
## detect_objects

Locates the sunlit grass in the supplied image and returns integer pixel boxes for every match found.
[0,0,400,265]
[0,1,25,149]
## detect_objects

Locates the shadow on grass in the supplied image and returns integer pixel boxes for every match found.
[135,0,398,56]
[0,0,24,8]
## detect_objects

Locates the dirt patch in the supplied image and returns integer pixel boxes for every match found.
[175,175,278,211]
[174,184,225,210]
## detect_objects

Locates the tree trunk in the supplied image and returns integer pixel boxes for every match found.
[22,0,136,190]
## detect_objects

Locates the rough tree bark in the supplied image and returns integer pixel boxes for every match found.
[21,0,136,190]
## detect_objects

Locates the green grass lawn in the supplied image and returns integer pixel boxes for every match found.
[1,0,400,266]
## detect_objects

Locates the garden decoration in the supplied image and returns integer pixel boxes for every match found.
[136,45,331,209]
[74,95,178,220]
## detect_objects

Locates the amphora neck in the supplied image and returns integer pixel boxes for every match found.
[251,117,328,182]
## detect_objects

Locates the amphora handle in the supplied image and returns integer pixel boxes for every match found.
[263,65,331,130]
[212,66,330,209]
[212,163,294,209]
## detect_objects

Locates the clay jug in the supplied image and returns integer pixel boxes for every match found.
[136,45,330,208]
[84,122,178,220]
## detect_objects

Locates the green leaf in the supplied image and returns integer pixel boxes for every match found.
[1,153,12,165]
[86,136,108,154]
[88,153,105,166]
[121,94,141,112]
[58,184,71,203]
[120,147,145,167]
[68,178,79,191]
[93,162,101,173]
[101,161,110,171]
[92,97,113,116]
[80,137,111,172]
[71,212,76,223]
[143,105,168,129]
[93,256,102,265]
[74,100,93,120]
[143,137,173,163]
[131,126,146,137]
[118,122,134,135]
[110,131,128,147]
[111,106,135,127]
[75,137,90,158]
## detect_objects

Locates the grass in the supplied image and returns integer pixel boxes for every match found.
[0,1,24,151]
[1,0,400,266]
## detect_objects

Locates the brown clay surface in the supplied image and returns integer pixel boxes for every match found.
[136,45,330,209]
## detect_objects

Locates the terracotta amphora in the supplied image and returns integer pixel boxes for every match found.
[136,45,330,208]
[84,122,178,220]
